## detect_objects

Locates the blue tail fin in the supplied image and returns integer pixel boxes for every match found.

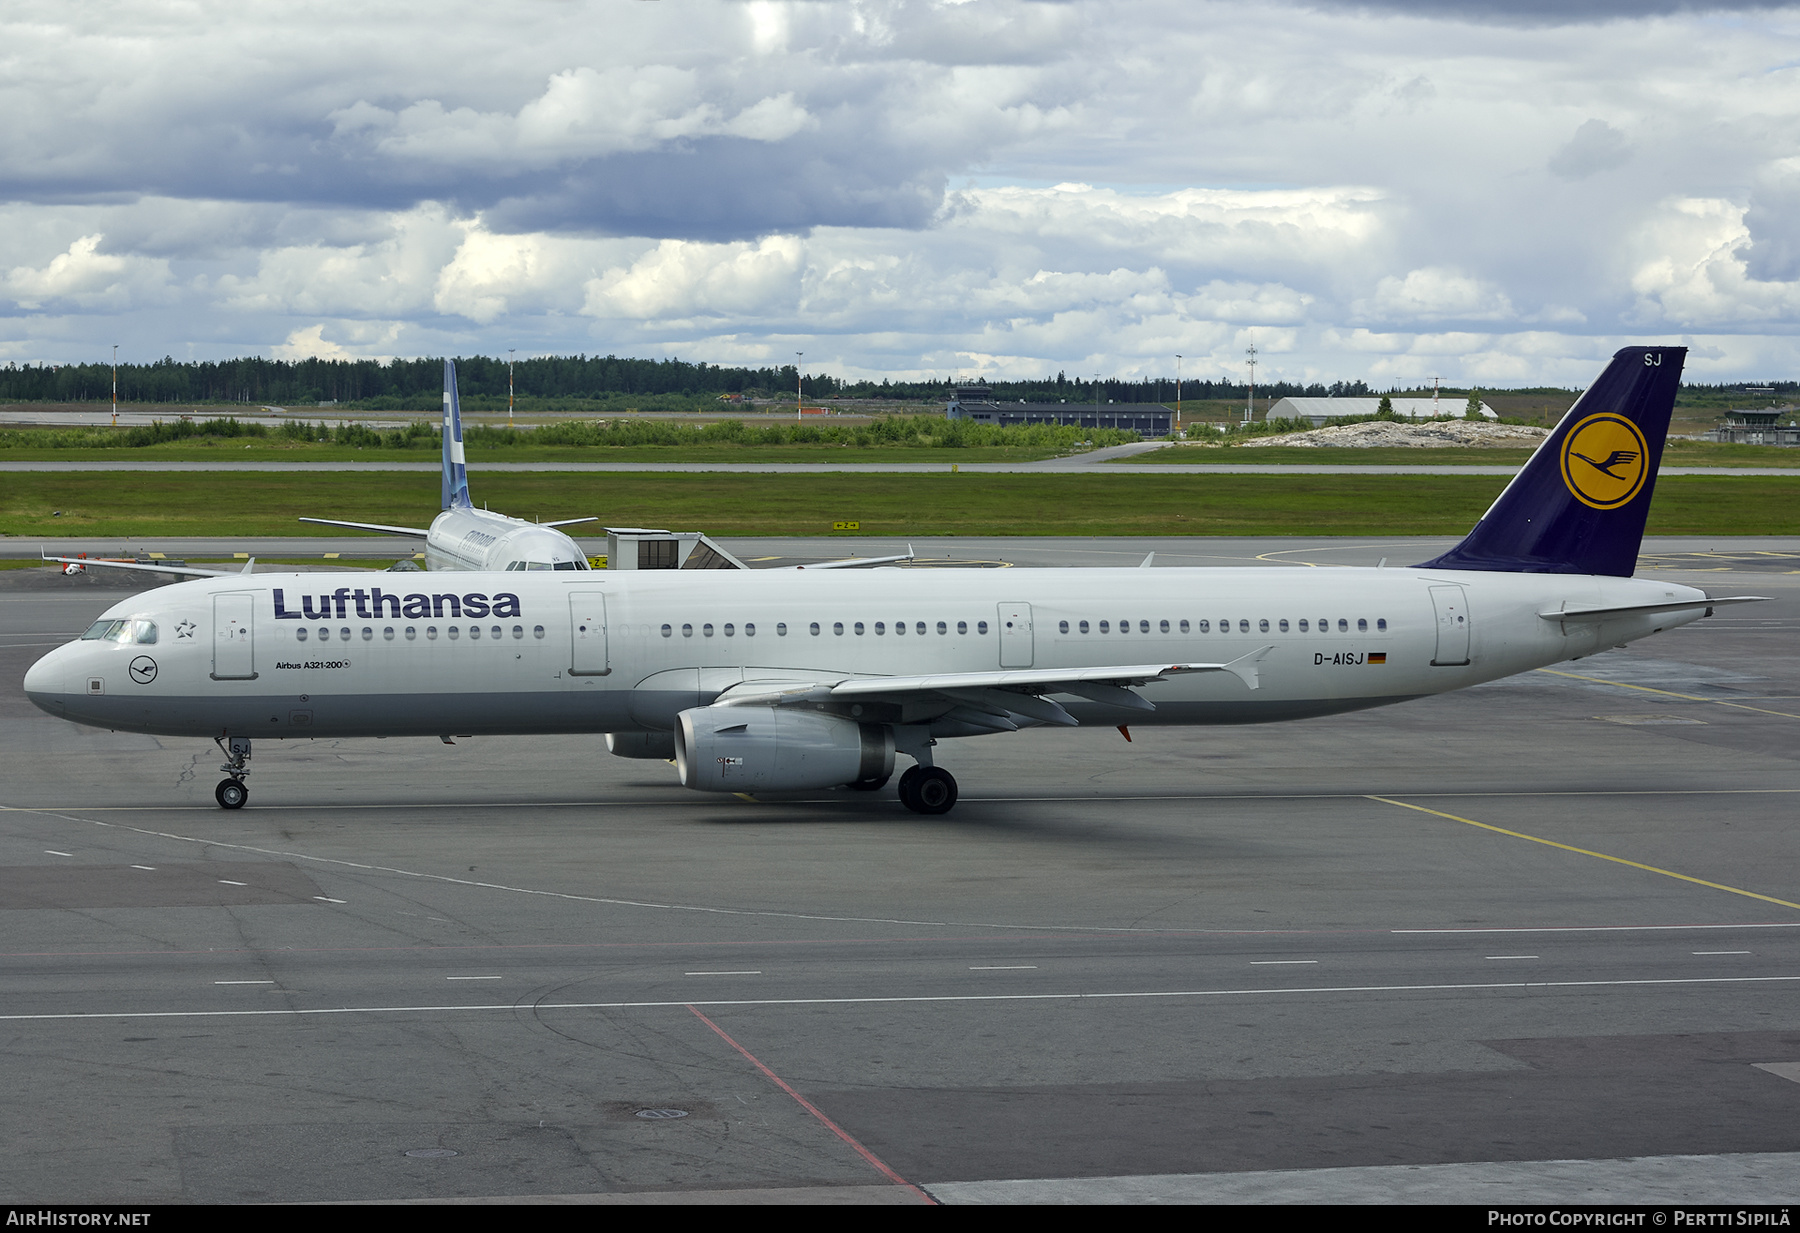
[1415,345,1685,577]
[441,358,470,511]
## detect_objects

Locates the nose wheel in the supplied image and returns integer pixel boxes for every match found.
[897,765,958,815]
[213,736,251,809]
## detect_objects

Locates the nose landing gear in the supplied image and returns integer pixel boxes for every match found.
[213,736,251,810]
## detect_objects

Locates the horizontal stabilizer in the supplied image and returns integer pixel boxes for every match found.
[298,517,431,538]
[1540,595,1770,622]
[540,517,600,529]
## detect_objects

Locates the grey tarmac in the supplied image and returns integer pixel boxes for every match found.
[0,537,1796,1205]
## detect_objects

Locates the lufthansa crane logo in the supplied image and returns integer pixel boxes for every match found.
[128,655,158,685]
[1561,413,1650,510]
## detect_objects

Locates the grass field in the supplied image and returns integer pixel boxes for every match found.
[0,440,1080,464]
[2,472,1794,539]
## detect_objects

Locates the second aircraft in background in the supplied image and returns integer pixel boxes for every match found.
[300,359,600,572]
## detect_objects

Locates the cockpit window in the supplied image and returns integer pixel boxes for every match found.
[80,619,157,644]
[553,561,578,571]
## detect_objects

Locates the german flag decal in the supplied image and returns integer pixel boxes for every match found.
[1368,653,1387,664]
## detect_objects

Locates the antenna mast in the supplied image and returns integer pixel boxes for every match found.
[1244,341,1257,424]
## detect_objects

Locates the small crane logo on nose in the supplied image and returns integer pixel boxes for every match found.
[129,656,158,684]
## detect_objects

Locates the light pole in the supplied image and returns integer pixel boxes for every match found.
[508,350,516,428]
[796,351,804,420]
[1244,341,1257,425]
[1175,353,1183,435]
[111,344,117,427]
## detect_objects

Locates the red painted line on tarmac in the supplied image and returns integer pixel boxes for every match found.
[686,1003,936,1204]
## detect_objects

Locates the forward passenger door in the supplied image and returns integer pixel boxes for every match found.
[569,592,610,676]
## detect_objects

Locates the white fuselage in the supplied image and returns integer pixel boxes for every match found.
[24,566,1710,741]
[423,507,590,572]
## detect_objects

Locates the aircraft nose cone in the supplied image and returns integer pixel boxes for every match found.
[24,646,72,715]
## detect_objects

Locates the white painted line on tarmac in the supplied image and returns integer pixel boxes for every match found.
[1251,960,1318,965]
[130,865,155,871]
[1694,950,1751,955]
[1397,923,1800,933]
[217,880,247,886]
[970,966,1037,970]
[213,980,273,985]
[44,850,72,857]
[9,972,1800,1023]
[312,896,346,904]
[686,970,762,976]
[445,976,501,981]
[1486,955,1540,960]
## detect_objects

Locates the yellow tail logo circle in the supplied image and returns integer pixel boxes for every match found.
[1560,413,1649,510]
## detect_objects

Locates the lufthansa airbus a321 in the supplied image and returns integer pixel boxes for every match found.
[23,347,1763,814]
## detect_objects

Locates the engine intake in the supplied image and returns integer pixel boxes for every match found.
[675,707,894,792]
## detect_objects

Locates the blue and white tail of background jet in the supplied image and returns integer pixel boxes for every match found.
[1417,345,1685,577]
[441,358,471,512]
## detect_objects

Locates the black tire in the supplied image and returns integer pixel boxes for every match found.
[849,774,891,792]
[216,779,248,810]
[910,767,957,815]
[897,765,923,811]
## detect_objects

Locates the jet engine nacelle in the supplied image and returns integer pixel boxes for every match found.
[606,731,677,760]
[675,707,894,793]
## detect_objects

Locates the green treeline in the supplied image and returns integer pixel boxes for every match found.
[0,416,1140,452]
[0,354,1468,408]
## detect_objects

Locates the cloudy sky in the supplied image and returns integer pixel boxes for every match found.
[5,0,1800,388]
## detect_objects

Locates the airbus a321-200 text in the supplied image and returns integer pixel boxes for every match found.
[24,347,1764,814]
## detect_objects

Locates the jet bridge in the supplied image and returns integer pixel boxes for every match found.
[602,527,747,571]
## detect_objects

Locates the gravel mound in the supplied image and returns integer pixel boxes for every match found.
[1240,420,1552,449]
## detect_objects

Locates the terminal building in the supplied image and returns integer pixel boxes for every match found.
[946,387,1171,436]
[1702,406,1800,446]
[1265,396,1496,427]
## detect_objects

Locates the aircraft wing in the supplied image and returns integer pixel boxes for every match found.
[41,553,256,579]
[793,542,917,570]
[539,517,600,529]
[1540,595,1770,622]
[298,517,431,537]
[714,648,1274,727]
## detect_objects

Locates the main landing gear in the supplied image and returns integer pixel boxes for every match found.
[214,736,251,810]
[897,765,957,815]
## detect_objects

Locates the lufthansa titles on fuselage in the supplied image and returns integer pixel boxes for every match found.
[272,586,523,622]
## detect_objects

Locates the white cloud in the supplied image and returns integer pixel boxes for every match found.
[1627,196,1800,326]
[1,234,172,311]
[582,235,805,320]
[6,1,1800,384]
[1355,268,1516,323]
[272,324,349,361]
